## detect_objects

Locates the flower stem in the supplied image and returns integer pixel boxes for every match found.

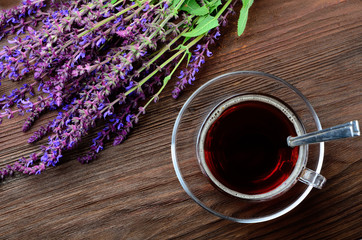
[100,28,189,114]
[143,50,187,110]
[216,0,233,18]
[125,33,204,96]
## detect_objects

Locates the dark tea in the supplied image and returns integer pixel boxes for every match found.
[199,95,301,196]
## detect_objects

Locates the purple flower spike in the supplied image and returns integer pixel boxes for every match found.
[0,0,237,182]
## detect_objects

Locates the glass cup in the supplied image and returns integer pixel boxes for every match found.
[171,71,326,223]
[196,93,326,201]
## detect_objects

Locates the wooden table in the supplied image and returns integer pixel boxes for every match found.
[0,0,361,239]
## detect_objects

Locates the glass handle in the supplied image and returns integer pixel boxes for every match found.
[298,168,326,189]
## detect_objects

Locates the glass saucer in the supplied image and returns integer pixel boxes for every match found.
[171,71,324,223]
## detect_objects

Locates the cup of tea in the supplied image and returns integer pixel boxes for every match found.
[196,93,325,201]
[171,71,358,223]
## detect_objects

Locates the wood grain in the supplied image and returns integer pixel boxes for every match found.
[0,0,361,239]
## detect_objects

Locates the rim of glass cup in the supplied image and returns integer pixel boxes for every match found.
[171,70,325,223]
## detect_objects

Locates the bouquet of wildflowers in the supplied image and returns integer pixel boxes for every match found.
[0,0,253,180]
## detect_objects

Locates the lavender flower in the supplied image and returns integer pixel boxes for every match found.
[0,0,240,181]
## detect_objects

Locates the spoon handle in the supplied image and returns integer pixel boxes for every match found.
[287,120,360,147]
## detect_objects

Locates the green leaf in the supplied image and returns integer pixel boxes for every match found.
[182,15,219,37]
[181,0,209,16]
[237,7,249,36]
[163,75,171,85]
[182,36,191,44]
[186,49,192,66]
[196,15,207,25]
[191,5,209,15]
[237,0,254,36]
[205,0,221,13]
[174,44,187,51]
[111,0,117,3]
